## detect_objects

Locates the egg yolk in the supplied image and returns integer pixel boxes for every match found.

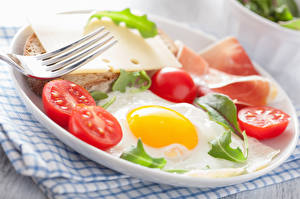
[126,105,198,150]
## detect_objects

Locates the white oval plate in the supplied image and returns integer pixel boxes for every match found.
[9,14,299,188]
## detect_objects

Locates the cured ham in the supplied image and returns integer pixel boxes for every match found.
[199,37,260,76]
[178,46,209,76]
[178,44,275,106]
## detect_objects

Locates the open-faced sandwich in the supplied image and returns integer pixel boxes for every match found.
[23,9,291,178]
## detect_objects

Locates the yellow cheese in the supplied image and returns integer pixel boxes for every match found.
[29,13,181,74]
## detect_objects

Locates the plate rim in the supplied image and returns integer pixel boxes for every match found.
[8,14,299,188]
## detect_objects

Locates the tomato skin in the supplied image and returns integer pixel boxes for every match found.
[150,67,197,103]
[42,80,96,128]
[68,105,122,150]
[238,106,290,140]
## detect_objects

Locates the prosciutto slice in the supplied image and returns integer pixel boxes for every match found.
[199,37,259,76]
[178,43,275,106]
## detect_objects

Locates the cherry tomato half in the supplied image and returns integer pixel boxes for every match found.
[68,105,123,150]
[238,106,290,140]
[150,67,197,103]
[42,80,96,128]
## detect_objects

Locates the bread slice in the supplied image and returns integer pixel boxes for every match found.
[24,31,178,96]
[24,34,118,96]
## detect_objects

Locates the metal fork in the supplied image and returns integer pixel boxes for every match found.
[0,27,117,79]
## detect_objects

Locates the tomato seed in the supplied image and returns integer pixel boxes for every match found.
[97,127,104,134]
[105,119,114,126]
[60,106,68,110]
[106,126,114,133]
[55,99,64,105]
[87,121,92,127]
[79,95,86,99]
[82,114,90,118]
[51,90,59,97]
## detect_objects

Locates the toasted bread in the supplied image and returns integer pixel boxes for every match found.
[24,34,118,96]
[24,31,178,96]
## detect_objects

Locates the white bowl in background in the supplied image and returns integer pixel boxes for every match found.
[223,0,300,74]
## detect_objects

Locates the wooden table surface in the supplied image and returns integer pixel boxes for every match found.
[0,0,299,198]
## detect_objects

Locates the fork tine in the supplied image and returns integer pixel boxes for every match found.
[35,26,105,60]
[42,31,110,66]
[49,40,117,78]
[46,35,114,71]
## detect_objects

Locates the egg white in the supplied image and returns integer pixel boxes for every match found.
[103,89,279,177]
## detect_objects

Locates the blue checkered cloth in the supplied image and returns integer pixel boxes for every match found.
[0,26,300,199]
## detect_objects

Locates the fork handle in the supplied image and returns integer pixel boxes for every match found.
[0,50,27,74]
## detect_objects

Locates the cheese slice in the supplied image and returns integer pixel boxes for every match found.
[29,13,181,74]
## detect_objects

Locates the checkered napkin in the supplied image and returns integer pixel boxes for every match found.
[1,26,300,199]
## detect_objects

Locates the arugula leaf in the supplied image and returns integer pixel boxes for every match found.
[280,18,300,29]
[100,96,116,109]
[112,69,151,93]
[254,0,272,17]
[240,0,272,19]
[90,91,108,101]
[120,139,167,169]
[274,4,293,21]
[208,131,248,163]
[195,93,243,139]
[238,0,299,23]
[280,0,299,17]
[195,93,248,163]
[89,8,158,38]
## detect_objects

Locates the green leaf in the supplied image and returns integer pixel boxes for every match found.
[195,93,248,163]
[120,139,167,169]
[195,93,242,139]
[112,69,151,93]
[90,91,108,101]
[254,0,273,17]
[239,0,299,23]
[280,18,300,29]
[101,96,116,109]
[89,8,158,38]
[208,131,248,163]
[274,5,293,21]
[241,0,272,18]
[280,0,299,17]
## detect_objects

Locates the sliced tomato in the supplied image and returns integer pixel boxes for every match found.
[200,37,260,76]
[42,80,96,128]
[68,105,122,150]
[238,106,290,140]
[150,67,197,103]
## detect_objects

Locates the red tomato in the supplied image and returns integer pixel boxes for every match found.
[68,105,122,150]
[42,80,96,128]
[150,67,197,103]
[238,106,290,140]
[235,104,248,112]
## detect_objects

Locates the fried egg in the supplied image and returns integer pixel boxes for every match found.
[104,89,279,177]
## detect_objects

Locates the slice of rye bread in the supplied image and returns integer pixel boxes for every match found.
[24,31,178,96]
